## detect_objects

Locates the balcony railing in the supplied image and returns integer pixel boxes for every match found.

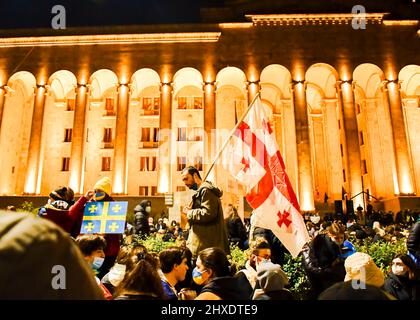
[139,141,159,149]
[102,142,114,149]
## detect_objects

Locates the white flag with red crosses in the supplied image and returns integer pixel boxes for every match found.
[221,97,310,257]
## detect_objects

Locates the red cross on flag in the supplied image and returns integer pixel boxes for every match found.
[221,96,310,257]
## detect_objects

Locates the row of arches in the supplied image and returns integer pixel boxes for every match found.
[0,63,419,211]
[4,64,418,102]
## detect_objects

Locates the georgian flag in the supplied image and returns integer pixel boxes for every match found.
[221,97,310,257]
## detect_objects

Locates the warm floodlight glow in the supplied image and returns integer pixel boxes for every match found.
[0,33,222,48]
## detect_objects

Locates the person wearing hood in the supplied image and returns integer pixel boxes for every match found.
[181,166,230,259]
[0,211,104,299]
[133,200,152,239]
[194,247,249,300]
[253,261,293,300]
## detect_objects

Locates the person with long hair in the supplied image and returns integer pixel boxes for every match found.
[114,251,164,300]
[384,254,420,300]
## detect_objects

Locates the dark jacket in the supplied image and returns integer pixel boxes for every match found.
[319,281,395,300]
[254,289,294,300]
[234,270,254,300]
[200,276,250,300]
[0,212,104,299]
[383,273,420,301]
[133,200,150,238]
[407,221,420,263]
[114,294,160,300]
[186,181,230,258]
[226,216,247,249]
[301,234,346,298]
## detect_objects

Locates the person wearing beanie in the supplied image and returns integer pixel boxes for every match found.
[69,177,122,279]
[0,211,104,299]
[133,200,152,239]
[93,176,112,200]
[344,252,385,288]
[252,261,293,300]
[38,186,84,238]
[319,252,395,300]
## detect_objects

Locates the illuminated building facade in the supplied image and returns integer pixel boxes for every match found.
[0,6,419,216]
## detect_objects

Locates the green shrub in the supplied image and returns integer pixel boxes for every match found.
[283,254,312,300]
[124,234,184,253]
[17,201,38,215]
[353,237,407,272]
[228,243,250,270]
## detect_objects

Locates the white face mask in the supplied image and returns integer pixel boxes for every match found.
[392,265,407,276]
[145,206,151,213]
[346,222,354,228]
[310,216,320,224]
[108,263,126,287]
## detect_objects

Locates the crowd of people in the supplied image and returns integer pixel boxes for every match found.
[1,172,420,301]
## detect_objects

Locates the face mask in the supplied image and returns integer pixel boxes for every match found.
[256,258,271,267]
[392,265,407,276]
[346,222,354,228]
[189,183,198,191]
[108,263,126,287]
[310,216,320,224]
[94,192,106,201]
[192,267,207,285]
[145,206,151,213]
[92,257,105,270]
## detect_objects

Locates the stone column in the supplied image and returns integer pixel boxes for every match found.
[24,85,47,194]
[292,81,315,211]
[69,84,88,194]
[157,82,172,193]
[339,81,363,207]
[0,86,6,133]
[112,83,129,194]
[247,81,260,103]
[385,80,414,194]
[323,98,344,200]
[203,82,216,180]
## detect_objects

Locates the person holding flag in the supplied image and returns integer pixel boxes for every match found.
[71,176,122,279]
[181,166,230,260]
[216,93,310,258]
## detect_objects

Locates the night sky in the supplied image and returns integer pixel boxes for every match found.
[0,0,417,29]
[0,0,214,29]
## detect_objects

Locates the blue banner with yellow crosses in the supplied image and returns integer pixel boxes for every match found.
[80,201,128,234]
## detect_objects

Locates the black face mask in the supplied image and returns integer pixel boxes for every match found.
[189,183,199,191]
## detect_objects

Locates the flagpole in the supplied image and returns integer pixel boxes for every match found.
[203,92,261,182]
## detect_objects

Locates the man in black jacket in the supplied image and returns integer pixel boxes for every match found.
[301,222,346,299]
[407,217,420,268]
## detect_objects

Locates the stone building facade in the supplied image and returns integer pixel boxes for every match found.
[0,11,419,216]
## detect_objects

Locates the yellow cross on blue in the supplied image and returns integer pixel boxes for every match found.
[81,201,128,234]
